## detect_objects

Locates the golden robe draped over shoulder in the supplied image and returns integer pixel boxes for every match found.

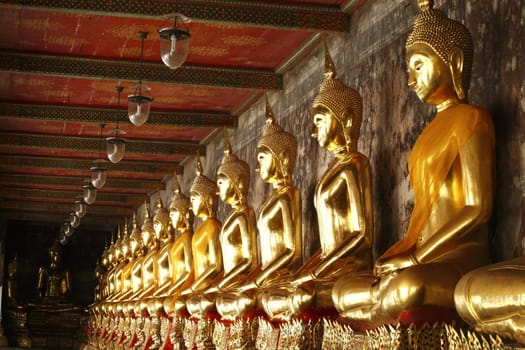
[380,103,495,260]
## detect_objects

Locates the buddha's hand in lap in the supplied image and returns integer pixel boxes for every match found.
[374,255,415,277]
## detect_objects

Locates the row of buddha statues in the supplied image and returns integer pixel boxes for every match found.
[86,1,524,349]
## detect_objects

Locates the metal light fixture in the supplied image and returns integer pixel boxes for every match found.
[91,123,108,189]
[158,13,191,69]
[107,86,127,163]
[69,212,81,228]
[128,32,153,127]
[83,183,97,205]
[74,199,87,218]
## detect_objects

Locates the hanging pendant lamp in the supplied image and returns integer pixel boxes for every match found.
[158,13,191,69]
[91,123,108,189]
[107,86,127,163]
[128,32,153,127]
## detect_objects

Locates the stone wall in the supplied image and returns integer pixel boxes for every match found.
[145,0,524,264]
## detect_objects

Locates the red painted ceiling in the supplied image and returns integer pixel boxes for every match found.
[0,0,361,228]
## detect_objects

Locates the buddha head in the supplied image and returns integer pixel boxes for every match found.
[312,43,362,153]
[190,153,218,218]
[169,173,193,232]
[406,0,473,105]
[48,241,63,269]
[256,95,297,186]
[120,220,131,262]
[101,237,110,268]
[94,258,104,281]
[113,225,123,263]
[107,232,116,267]
[129,211,144,257]
[153,195,170,240]
[217,131,250,206]
[141,200,156,249]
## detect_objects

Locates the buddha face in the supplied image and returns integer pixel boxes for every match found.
[153,220,164,239]
[217,174,236,204]
[256,146,278,183]
[407,43,455,105]
[190,192,207,217]
[129,236,140,256]
[312,106,343,150]
[142,227,154,247]
[170,209,182,230]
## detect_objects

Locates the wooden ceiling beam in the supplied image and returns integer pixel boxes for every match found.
[0,187,147,205]
[0,211,122,228]
[7,0,349,32]
[0,155,181,176]
[0,131,205,156]
[0,174,164,192]
[0,200,134,217]
[0,51,282,90]
[0,103,237,128]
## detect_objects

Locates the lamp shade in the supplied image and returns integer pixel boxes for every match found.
[159,26,190,69]
[83,184,97,204]
[69,212,81,228]
[90,165,107,189]
[74,200,87,218]
[128,93,152,127]
[106,136,126,163]
[62,222,74,237]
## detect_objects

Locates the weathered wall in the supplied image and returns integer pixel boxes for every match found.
[147,0,524,264]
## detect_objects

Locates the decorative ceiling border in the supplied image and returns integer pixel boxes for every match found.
[0,51,282,90]
[0,155,182,175]
[0,103,237,128]
[0,174,164,191]
[3,0,349,32]
[0,131,206,156]
[0,187,145,206]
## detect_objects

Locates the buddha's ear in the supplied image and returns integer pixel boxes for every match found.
[449,46,465,100]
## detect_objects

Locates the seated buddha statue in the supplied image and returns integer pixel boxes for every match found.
[119,213,143,303]
[93,258,105,303]
[128,201,154,303]
[225,96,301,321]
[183,154,223,319]
[212,132,258,321]
[332,0,495,325]
[261,44,373,321]
[37,241,71,303]
[160,174,195,349]
[106,230,122,301]
[454,258,525,343]
[108,224,131,302]
[101,233,116,301]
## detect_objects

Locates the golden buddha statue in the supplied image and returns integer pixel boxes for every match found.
[119,212,143,304]
[261,44,373,321]
[160,174,195,349]
[101,232,116,301]
[93,258,105,303]
[7,255,21,308]
[183,154,223,319]
[212,132,258,321]
[151,196,173,298]
[454,258,525,342]
[109,223,131,303]
[138,199,161,303]
[106,229,122,300]
[224,96,301,323]
[332,0,495,325]
[128,201,154,302]
[37,241,71,303]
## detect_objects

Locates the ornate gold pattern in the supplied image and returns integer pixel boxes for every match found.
[190,46,229,58]
[221,35,268,47]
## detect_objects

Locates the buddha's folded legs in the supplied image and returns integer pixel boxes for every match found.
[454,257,525,343]
[333,263,462,324]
